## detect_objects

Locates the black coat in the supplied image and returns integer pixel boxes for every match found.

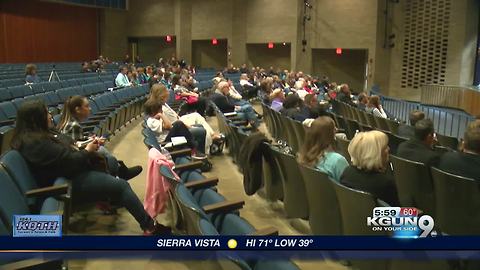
[210,92,235,113]
[18,133,94,187]
[341,166,399,206]
[397,139,441,167]
[437,151,480,181]
[238,132,270,195]
[397,124,415,139]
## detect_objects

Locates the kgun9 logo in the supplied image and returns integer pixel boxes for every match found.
[367,207,435,238]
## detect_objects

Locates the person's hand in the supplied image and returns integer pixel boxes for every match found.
[234,106,241,111]
[97,137,106,145]
[85,140,99,152]
[154,112,163,119]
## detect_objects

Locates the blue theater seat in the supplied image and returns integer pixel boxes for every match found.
[7,85,33,99]
[0,150,69,212]
[0,167,67,233]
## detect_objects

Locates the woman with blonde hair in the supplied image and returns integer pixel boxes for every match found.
[340,130,399,205]
[298,116,349,182]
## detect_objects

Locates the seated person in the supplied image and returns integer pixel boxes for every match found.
[301,93,328,119]
[227,78,247,106]
[294,79,309,100]
[12,100,170,235]
[397,119,441,166]
[280,93,306,122]
[298,117,349,182]
[336,84,355,106]
[25,63,41,84]
[144,99,206,159]
[115,65,132,87]
[57,95,142,180]
[357,92,369,111]
[240,72,259,99]
[270,89,285,112]
[258,77,274,105]
[437,120,480,181]
[366,95,388,118]
[211,81,260,128]
[148,84,220,155]
[398,110,425,139]
[340,130,399,206]
[172,75,207,116]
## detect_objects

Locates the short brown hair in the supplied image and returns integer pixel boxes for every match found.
[409,110,425,126]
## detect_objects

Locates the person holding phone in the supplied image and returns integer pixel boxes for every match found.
[11,100,170,235]
[57,95,142,180]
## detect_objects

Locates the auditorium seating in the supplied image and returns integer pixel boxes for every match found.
[389,155,436,216]
[0,166,69,233]
[431,167,480,235]
[269,145,308,219]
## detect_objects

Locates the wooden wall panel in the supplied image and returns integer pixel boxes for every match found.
[0,0,98,63]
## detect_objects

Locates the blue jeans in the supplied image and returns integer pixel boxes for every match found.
[97,146,119,175]
[233,99,249,106]
[71,171,153,230]
[189,126,207,154]
[236,104,259,127]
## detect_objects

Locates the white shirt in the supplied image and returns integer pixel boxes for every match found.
[146,117,168,143]
[229,86,242,100]
[372,107,388,118]
[296,89,308,100]
[115,72,131,87]
[162,104,179,122]
[146,104,179,143]
[240,79,253,87]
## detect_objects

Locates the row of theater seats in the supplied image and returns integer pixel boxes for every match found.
[193,71,241,92]
[262,100,480,235]
[140,98,300,269]
[0,74,114,103]
[0,74,150,154]
[0,62,119,85]
[220,103,466,270]
[332,99,460,150]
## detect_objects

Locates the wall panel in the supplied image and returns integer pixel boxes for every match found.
[0,0,97,63]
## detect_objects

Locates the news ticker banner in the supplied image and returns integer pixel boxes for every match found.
[2,236,480,251]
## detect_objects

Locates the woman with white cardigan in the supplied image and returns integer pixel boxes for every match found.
[366,95,388,119]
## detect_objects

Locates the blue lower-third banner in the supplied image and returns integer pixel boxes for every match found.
[1,236,480,251]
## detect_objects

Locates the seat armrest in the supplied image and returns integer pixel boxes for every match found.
[2,258,63,270]
[0,119,15,126]
[25,184,69,198]
[169,148,192,159]
[224,112,237,117]
[93,111,113,116]
[249,227,279,236]
[87,115,107,121]
[173,161,203,172]
[203,199,245,214]
[184,176,219,189]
